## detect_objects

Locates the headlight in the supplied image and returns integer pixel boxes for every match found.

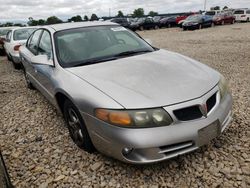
[218,75,229,100]
[95,108,173,128]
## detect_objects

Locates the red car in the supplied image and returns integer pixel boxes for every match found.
[213,12,235,25]
[176,12,196,26]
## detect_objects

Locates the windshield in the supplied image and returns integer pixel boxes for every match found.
[13,28,36,41]
[55,26,155,67]
[0,29,11,36]
[234,10,244,14]
[186,15,202,21]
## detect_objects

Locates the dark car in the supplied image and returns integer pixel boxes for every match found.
[213,12,235,25]
[159,16,177,28]
[129,17,159,31]
[182,14,214,30]
[110,18,131,28]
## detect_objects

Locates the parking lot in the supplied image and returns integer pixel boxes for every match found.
[0,23,249,187]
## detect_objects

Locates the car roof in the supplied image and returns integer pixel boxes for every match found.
[45,21,119,31]
[0,27,20,30]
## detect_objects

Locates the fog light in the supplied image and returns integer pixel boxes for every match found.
[122,147,133,156]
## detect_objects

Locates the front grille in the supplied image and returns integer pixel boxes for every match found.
[173,105,202,121]
[206,93,217,113]
[159,141,194,154]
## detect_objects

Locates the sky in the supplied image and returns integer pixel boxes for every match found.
[0,0,249,22]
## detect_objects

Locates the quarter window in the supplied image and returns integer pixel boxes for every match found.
[38,31,52,59]
[28,30,42,54]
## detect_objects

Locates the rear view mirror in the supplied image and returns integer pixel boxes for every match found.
[31,55,53,66]
[145,38,153,45]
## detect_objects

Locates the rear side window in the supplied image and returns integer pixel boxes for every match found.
[38,30,52,59]
[234,10,244,14]
[27,30,42,54]
[246,10,250,14]
[6,31,12,42]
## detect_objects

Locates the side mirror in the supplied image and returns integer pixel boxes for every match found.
[31,55,53,66]
[145,38,153,45]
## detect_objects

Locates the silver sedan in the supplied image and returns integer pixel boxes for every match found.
[19,22,232,164]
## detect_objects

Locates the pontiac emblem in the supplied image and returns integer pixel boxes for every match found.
[199,103,208,118]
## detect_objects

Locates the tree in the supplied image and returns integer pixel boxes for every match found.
[117,10,124,17]
[46,16,63,25]
[90,14,98,21]
[148,11,158,17]
[68,15,83,22]
[133,8,144,17]
[38,19,46,25]
[84,15,89,21]
[223,6,228,10]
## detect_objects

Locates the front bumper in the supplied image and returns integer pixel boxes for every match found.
[82,87,233,164]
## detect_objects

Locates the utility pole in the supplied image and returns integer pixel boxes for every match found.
[204,0,207,11]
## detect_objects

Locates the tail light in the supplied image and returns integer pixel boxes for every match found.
[14,45,21,51]
[241,15,246,17]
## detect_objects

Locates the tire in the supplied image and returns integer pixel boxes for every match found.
[63,100,95,153]
[139,26,144,31]
[12,61,21,70]
[247,18,250,22]
[211,22,215,27]
[0,49,5,56]
[231,20,235,24]
[7,54,11,61]
[199,24,202,30]
[154,25,159,30]
[167,23,171,28]
[24,69,35,89]
[221,20,225,25]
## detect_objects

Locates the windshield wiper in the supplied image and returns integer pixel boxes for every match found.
[114,50,153,57]
[72,57,118,67]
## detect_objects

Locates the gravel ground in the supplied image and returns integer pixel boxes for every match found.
[0,23,250,188]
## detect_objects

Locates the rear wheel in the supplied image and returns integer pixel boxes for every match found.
[139,26,144,31]
[63,100,95,153]
[247,18,250,22]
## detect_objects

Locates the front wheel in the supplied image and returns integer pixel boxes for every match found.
[63,100,95,153]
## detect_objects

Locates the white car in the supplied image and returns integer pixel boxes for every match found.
[0,27,19,56]
[4,27,37,69]
[234,9,250,22]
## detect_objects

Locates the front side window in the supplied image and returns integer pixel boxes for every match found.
[13,28,36,41]
[38,30,52,59]
[28,30,42,54]
[55,26,154,68]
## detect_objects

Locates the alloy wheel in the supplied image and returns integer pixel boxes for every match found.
[67,108,85,146]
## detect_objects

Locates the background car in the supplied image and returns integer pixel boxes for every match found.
[0,27,18,56]
[234,9,250,22]
[110,18,131,28]
[159,16,177,28]
[204,10,222,17]
[183,14,214,30]
[176,13,196,27]
[213,12,235,25]
[4,27,37,69]
[129,17,159,31]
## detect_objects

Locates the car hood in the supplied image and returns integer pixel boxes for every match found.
[183,20,200,25]
[67,50,220,109]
